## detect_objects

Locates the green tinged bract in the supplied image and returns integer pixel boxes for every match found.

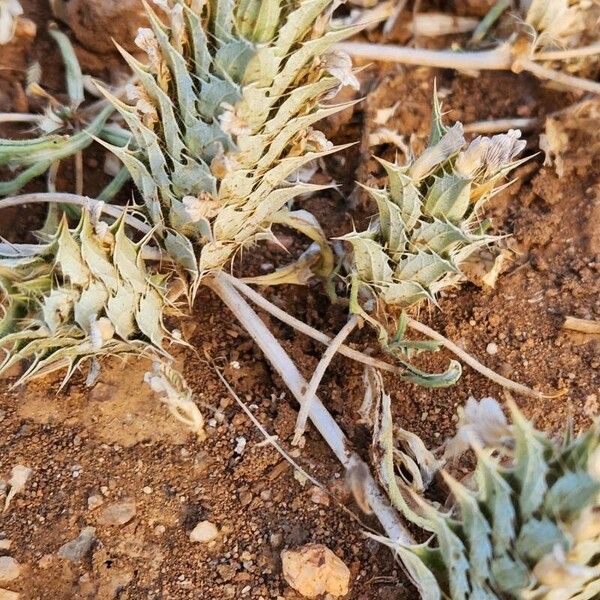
[0,0,358,383]
[343,96,526,320]
[372,394,600,600]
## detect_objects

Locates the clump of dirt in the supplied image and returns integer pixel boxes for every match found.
[1,1,599,599]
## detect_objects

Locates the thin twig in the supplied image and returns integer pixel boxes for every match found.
[562,316,600,335]
[293,315,359,446]
[74,151,84,196]
[336,41,600,94]
[533,43,600,62]
[219,273,406,376]
[209,273,414,545]
[405,317,562,399]
[514,57,600,94]
[0,193,151,233]
[0,113,44,124]
[464,117,537,134]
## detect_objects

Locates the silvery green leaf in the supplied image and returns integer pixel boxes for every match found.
[543,472,600,522]
[515,518,567,563]
[199,240,236,272]
[54,218,90,287]
[343,235,393,284]
[198,74,240,121]
[395,251,459,287]
[270,27,361,98]
[172,157,217,197]
[210,0,234,40]
[425,174,472,223]
[255,103,352,174]
[184,119,232,164]
[473,448,516,555]
[164,230,199,280]
[114,45,185,161]
[376,159,422,230]
[373,373,435,530]
[395,546,442,600]
[443,473,492,585]
[214,38,254,83]
[42,289,78,333]
[106,283,137,340]
[136,287,166,348]
[145,2,199,128]
[113,222,147,295]
[382,281,431,307]
[273,0,332,57]
[182,2,211,76]
[74,281,108,331]
[262,77,339,136]
[510,402,550,520]
[79,214,119,292]
[423,510,470,600]
[93,137,163,226]
[490,553,531,595]
[413,219,472,255]
[429,87,447,146]
[98,88,172,196]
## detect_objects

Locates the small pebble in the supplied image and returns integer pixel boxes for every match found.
[486,342,499,355]
[142,486,153,495]
[57,527,96,562]
[0,557,21,584]
[189,520,219,543]
[0,540,10,551]
[97,501,136,526]
[87,494,104,511]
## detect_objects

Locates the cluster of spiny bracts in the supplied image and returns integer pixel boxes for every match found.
[0,0,529,385]
[342,96,525,321]
[372,391,600,600]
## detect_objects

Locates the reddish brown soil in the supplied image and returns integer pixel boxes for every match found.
[1,2,599,599]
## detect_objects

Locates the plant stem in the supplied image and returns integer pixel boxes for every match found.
[404,317,559,399]
[534,43,600,62]
[209,272,414,545]
[293,315,359,445]
[336,41,600,94]
[0,113,44,124]
[513,57,600,94]
[0,193,151,233]
[219,272,405,375]
[464,117,537,134]
[336,41,513,70]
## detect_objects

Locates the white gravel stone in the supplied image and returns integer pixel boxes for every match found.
[189,521,219,543]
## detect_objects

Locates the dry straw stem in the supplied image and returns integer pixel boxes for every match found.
[335,42,600,95]
[405,317,561,399]
[563,316,600,335]
[292,314,359,446]
[222,273,546,400]
[208,272,413,545]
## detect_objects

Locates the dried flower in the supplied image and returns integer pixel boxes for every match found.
[0,0,23,45]
[4,465,32,512]
[444,396,512,458]
[134,27,160,71]
[144,362,206,438]
[323,49,360,90]
[218,103,251,137]
[533,544,596,590]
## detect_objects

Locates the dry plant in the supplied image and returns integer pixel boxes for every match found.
[0,1,580,593]
[337,0,600,94]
